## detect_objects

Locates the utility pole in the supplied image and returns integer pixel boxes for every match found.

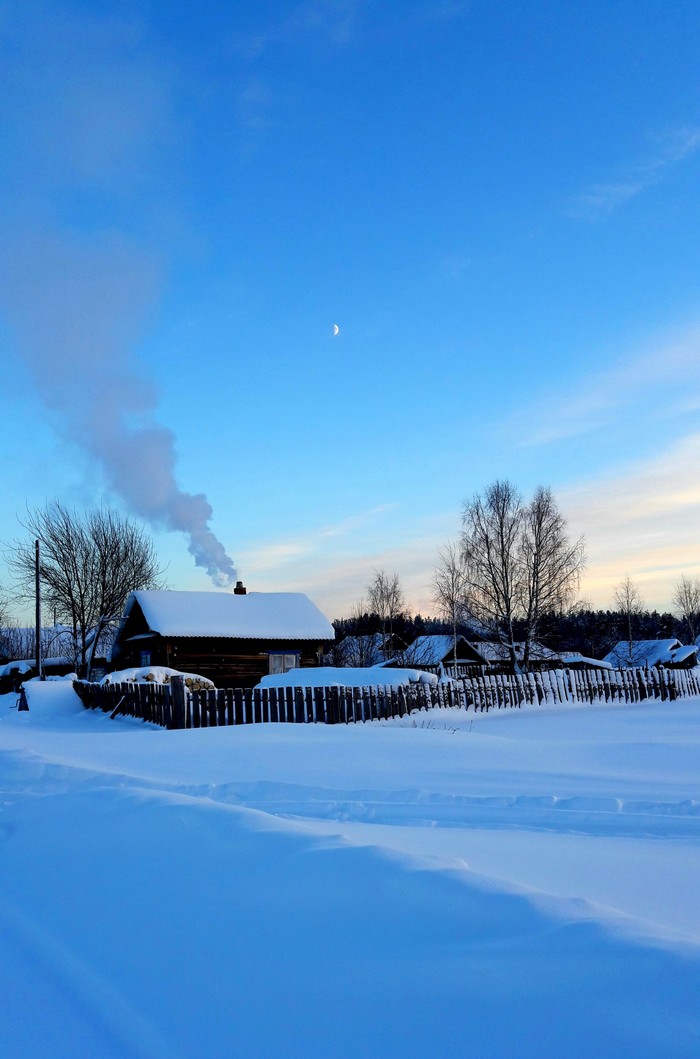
[35,539,43,681]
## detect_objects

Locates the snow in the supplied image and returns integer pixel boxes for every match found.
[0,659,34,677]
[126,589,334,640]
[1,682,700,1057]
[101,665,215,689]
[559,650,614,669]
[256,666,438,689]
[603,638,692,668]
[405,633,462,664]
[467,639,561,663]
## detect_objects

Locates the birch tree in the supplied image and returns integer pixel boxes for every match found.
[520,487,585,669]
[672,575,700,643]
[613,575,645,665]
[367,570,405,658]
[460,480,585,671]
[7,502,163,678]
[432,540,468,667]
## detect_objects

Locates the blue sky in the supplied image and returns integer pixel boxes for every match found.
[1,0,699,620]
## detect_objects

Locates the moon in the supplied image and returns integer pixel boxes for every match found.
[333,324,340,336]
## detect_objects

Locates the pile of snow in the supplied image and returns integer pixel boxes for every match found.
[256,666,438,690]
[27,672,78,682]
[0,659,33,678]
[100,666,215,691]
[11,678,86,721]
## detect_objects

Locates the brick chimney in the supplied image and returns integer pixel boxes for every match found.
[233,580,247,595]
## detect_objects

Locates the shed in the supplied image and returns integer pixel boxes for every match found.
[110,589,335,688]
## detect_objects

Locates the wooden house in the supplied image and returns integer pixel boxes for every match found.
[110,588,335,688]
[603,639,699,670]
[399,634,486,668]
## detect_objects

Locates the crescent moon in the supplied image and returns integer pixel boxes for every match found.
[333,324,340,336]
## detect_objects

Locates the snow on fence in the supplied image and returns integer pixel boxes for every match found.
[457,664,700,711]
[72,665,700,730]
[73,677,460,728]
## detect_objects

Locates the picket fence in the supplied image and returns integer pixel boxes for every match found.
[73,665,700,730]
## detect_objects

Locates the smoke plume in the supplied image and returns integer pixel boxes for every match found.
[0,3,237,586]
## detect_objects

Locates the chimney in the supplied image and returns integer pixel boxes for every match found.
[233,581,247,595]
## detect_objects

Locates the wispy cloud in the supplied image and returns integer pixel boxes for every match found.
[232,0,365,60]
[560,432,700,608]
[572,125,700,220]
[237,505,396,572]
[235,507,456,617]
[503,322,700,447]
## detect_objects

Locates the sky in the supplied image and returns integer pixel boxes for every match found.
[1,0,699,621]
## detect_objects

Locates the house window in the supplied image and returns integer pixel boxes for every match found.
[269,652,299,675]
[140,650,151,667]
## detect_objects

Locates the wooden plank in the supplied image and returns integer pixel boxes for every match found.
[234,688,244,725]
[314,686,326,724]
[327,686,339,725]
[244,689,254,724]
[268,687,279,723]
[216,689,227,725]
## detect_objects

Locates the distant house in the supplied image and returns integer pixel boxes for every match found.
[332,632,407,667]
[110,588,335,688]
[603,639,699,670]
[386,636,564,673]
[464,641,563,671]
[0,624,90,692]
[400,634,485,668]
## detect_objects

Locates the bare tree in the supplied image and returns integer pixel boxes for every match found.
[614,575,645,665]
[460,481,585,672]
[331,598,380,666]
[461,480,524,670]
[672,575,700,643]
[367,570,405,658]
[6,502,164,679]
[520,487,585,670]
[432,540,468,667]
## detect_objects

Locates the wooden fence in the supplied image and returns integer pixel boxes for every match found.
[73,666,700,730]
[73,677,463,729]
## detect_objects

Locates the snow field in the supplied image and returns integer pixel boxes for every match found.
[1,682,699,1057]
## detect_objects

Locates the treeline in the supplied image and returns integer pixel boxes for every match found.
[333,607,697,660]
[333,611,447,645]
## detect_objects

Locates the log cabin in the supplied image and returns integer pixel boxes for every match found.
[110,586,335,688]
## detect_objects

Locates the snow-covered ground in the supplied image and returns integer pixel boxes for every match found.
[1,682,699,1058]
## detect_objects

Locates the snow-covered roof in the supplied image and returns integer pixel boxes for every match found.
[466,641,561,664]
[603,639,682,668]
[559,652,614,670]
[125,590,334,641]
[406,635,468,665]
[668,645,698,665]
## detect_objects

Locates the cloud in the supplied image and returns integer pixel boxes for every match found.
[571,125,700,220]
[232,0,364,59]
[235,507,456,618]
[503,322,700,447]
[560,433,700,608]
[237,505,396,572]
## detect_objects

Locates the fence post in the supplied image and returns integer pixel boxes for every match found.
[170,676,186,730]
